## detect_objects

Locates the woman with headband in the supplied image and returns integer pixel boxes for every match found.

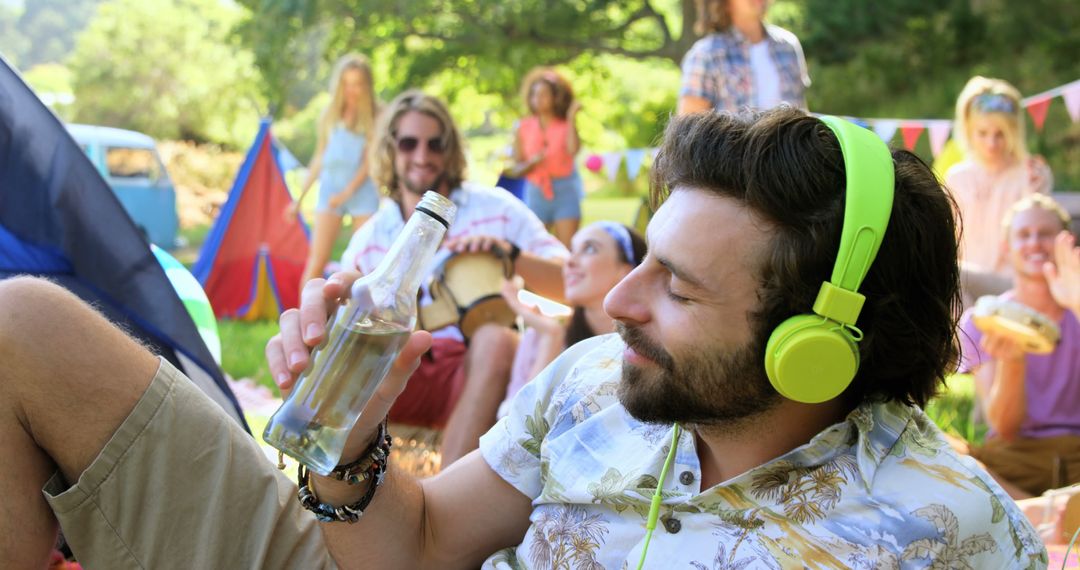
[499,221,646,414]
[946,76,1054,305]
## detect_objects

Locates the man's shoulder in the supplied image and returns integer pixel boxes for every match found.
[867,406,1044,560]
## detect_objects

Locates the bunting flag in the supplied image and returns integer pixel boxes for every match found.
[1063,83,1080,123]
[624,149,646,182]
[900,123,925,151]
[873,120,899,144]
[1026,96,1053,132]
[928,121,952,157]
[602,152,622,182]
[585,78,1080,185]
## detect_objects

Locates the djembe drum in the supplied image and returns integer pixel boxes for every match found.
[419,249,516,339]
[972,295,1061,354]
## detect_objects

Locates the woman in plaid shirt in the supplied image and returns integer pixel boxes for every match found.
[678,0,810,115]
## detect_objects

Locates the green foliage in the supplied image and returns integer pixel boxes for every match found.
[0,0,101,68]
[68,0,265,147]
[236,0,696,115]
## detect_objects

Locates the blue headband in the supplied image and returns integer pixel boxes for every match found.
[972,92,1017,114]
[592,221,638,266]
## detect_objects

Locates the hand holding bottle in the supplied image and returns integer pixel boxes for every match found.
[263,191,455,474]
[266,272,432,464]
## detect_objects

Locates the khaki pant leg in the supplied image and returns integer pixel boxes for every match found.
[43,358,335,569]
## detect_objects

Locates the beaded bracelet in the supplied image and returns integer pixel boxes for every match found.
[327,419,393,485]
[297,464,382,523]
[295,420,393,523]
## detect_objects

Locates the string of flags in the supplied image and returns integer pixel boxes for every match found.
[584,76,1080,181]
[815,77,1080,157]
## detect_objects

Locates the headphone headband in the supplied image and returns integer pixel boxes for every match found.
[764,116,895,404]
[814,116,894,325]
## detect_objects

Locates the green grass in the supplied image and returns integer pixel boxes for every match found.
[218,319,281,391]
[926,374,988,445]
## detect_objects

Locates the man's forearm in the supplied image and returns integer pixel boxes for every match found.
[515,254,565,302]
[984,359,1028,439]
[316,465,429,569]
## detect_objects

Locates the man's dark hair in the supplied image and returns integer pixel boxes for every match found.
[650,108,962,408]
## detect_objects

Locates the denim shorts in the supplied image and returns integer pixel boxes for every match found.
[525,171,583,224]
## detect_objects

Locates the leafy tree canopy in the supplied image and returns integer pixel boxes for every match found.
[68,0,265,147]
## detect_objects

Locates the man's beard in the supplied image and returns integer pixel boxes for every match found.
[402,171,446,196]
[616,322,780,427]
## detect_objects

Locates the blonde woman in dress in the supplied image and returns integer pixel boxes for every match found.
[287,54,380,288]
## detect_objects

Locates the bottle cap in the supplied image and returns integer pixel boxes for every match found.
[415,191,456,228]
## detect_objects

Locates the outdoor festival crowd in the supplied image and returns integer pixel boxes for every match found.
[5,0,1080,568]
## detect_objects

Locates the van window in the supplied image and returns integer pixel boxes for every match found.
[105,146,163,181]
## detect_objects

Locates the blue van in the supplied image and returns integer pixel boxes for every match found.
[66,124,180,249]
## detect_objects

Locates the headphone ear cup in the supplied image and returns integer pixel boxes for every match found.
[764,314,859,404]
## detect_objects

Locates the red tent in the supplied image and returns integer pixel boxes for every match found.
[193,119,309,320]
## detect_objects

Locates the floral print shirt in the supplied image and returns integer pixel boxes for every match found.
[479,335,1046,569]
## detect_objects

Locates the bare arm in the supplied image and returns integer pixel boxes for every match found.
[973,332,1028,440]
[565,102,582,156]
[299,130,329,200]
[318,452,533,569]
[267,275,534,568]
[445,236,567,302]
[677,95,712,116]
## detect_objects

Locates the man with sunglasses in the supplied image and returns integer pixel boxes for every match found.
[339,90,568,465]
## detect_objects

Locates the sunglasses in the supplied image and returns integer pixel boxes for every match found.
[395,136,446,154]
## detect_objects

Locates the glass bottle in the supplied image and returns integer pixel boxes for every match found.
[264,191,456,475]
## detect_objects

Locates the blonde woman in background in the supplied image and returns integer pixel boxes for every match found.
[287,54,380,288]
[946,76,1054,306]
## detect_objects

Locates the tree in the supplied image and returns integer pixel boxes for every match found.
[10,0,101,68]
[68,0,265,147]
[236,0,699,114]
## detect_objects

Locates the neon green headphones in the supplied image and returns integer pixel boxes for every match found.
[763,116,895,404]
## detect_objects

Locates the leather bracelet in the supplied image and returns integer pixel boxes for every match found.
[296,419,393,523]
[327,418,393,485]
[297,463,383,523]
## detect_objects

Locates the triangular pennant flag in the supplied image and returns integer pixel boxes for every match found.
[624,149,646,182]
[1026,97,1052,132]
[900,123,925,151]
[873,120,899,144]
[1063,84,1080,123]
[928,121,952,157]
[602,152,622,182]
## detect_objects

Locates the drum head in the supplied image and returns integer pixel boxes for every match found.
[972,295,1061,354]
[460,295,517,339]
[971,312,1058,355]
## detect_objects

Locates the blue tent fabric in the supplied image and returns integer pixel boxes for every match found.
[0,56,248,431]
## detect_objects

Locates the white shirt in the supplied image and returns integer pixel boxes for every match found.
[341,183,568,340]
[749,40,782,110]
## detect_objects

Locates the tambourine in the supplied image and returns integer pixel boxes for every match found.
[419,249,516,339]
[972,295,1061,354]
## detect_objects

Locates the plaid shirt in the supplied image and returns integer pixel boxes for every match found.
[680,24,810,113]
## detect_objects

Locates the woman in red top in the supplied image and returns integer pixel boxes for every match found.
[512,67,583,247]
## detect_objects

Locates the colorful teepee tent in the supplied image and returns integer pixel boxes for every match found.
[0,56,248,430]
[193,119,309,320]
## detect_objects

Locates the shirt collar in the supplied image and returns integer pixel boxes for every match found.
[726,23,781,46]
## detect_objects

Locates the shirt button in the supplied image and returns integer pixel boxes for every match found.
[678,471,695,485]
[663,517,682,534]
